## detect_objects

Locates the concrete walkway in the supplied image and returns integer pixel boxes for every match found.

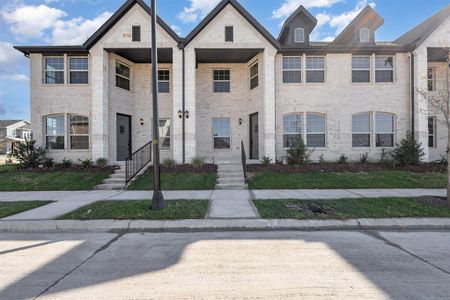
[0,189,446,220]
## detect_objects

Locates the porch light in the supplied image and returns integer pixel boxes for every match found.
[239,118,243,125]
[178,110,183,118]
[185,111,189,119]
[140,118,144,126]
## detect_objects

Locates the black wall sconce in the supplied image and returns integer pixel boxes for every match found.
[178,110,190,119]
[140,118,144,126]
[238,118,243,125]
[178,110,182,118]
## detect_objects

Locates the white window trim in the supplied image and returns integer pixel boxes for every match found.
[352,112,372,148]
[375,112,396,148]
[212,118,231,150]
[68,56,89,85]
[158,69,170,94]
[44,56,65,85]
[305,56,326,84]
[69,114,90,150]
[249,61,258,90]
[213,69,231,93]
[351,55,371,84]
[428,116,437,148]
[306,113,327,148]
[294,28,305,43]
[282,56,302,84]
[115,60,131,91]
[375,55,395,84]
[360,28,370,43]
[44,114,66,151]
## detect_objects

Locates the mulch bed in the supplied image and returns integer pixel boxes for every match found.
[10,165,116,174]
[247,163,446,174]
[415,196,450,209]
[160,164,217,174]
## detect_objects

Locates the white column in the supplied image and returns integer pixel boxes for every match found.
[263,49,276,160]
[172,48,183,163]
[90,47,110,160]
[183,47,197,161]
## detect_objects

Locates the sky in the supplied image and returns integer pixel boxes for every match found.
[0,0,449,121]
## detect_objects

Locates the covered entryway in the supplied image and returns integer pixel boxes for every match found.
[116,114,132,161]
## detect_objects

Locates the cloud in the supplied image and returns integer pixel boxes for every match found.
[1,74,29,82]
[0,42,22,67]
[178,0,221,23]
[272,0,343,19]
[170,25,182,35]
[329,0,375,35]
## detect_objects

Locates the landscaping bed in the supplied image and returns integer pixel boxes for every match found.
[59,200,209,220]
[0,201,52,218]
[253,197,450,220]
[128,164,217,190]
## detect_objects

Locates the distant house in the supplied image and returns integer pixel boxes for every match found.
[0,120,32,154]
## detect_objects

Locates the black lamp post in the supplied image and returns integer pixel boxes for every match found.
[150,0,165,210]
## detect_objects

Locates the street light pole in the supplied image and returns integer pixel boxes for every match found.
[150,0,165,210]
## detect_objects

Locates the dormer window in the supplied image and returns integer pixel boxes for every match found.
[294,28,305,43]
[359,28,370,43]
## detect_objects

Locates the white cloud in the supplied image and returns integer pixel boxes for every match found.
[178,0,221,23]
[316,12,331,27]
[321,36,334,41]
[1,74,29,81]
[1,4,67,40]
[51,11,112,45]
[329,0,375,35]
[0,42,22,66]
[170,25,182,35]
[272,0,342,19]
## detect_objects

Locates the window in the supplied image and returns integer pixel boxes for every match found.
[116,61,130,91]
[375,56,394,83]
[359,28,370,43]
[352,113,371,147]
[306,113,326,147]
[428,117,436,148]
[283,114,302,148]
[132,25,141,42]
[158,70,170,93]
[44,57,64,84]
[225,26,234,42]
[69,57,88,84]
[282,56,301,83]
[352,56,371,83]
[294,28,305,43]
[159,119,171,149]
[69,115,89,149]
[45,115,65,150]
[428,68,435,91]
[306,56,325,83]
[213,118,230,149]
[250,62,258,89]
[213,70,230,93]
[376,113,395,147]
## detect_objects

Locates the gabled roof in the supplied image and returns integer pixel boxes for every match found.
[277,5,317,41]
[83,0,180,49]
[0,120,27,128]
[182,0,279,49]
[394,4,450,48]
[332,5,383,45]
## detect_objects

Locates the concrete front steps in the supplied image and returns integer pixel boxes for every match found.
[216,163,247,190]
[94,162,127,190]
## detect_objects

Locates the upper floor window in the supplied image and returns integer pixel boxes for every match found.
[283,114,302,148]
[306,56,325,83]
[352,112,371,147]
[294,28,305,43]
[213,70,230,93]
[116,61,131,91]
[225,26,234,42]
[250,62,258,90]
[45,114,65,150]
[306,113,326,147]
[359,28,370,43]
[352,56,371,83]
[213,118,231,149]
[428,68,435,91]
[158,70,170,93]
[282,56,301,83]
[132,25,141,42]
[44,57,64,84]
[375,112,395,147]
[69,114,89,150]
[428,117,436,148]
[69,57,88,84]
[159,119,171,149]
[375,56,394,83]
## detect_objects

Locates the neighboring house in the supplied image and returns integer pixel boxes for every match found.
[13,0,450,164]
[0,120,32,154]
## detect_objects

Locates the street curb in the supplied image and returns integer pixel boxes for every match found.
[1,218,450,232]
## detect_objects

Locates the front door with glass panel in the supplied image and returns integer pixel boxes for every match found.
[212,118,231,150]
[116,114,131,161]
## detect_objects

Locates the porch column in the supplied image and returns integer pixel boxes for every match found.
[413,47,430,161]
[184,47,197,161]
[172,48,183,163]
[90,47,110,160]
[263,49,276,160]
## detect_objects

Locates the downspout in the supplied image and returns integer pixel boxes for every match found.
[182,48,186,164]
[410,51,415,137]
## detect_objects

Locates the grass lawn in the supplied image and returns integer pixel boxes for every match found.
[0,201,52,218]
[0,165,110,191]
[254,198,450,219]
[59,200,209,220]
[128,171,217,190]
[249,170,446,189]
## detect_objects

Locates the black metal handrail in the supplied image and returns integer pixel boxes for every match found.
[241,140,248,183]
[125,141,152,184]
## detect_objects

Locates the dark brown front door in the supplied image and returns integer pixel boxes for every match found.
[116,114,131,161]
[249,112,259,160]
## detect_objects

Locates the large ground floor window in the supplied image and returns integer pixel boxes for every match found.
[213,118,231,149]
[44,114,90,150]
[352,112,395,148]
[283,113,326,148]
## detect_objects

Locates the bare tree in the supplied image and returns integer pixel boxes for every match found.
[418,56,450,200]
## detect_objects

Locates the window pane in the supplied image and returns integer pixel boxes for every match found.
[375,56,394,69]
[428,69,434,91]
[69,57,88,70]
[352,56,370,69]
[353,134,370,147]
[70,136,89,150]
[213,119,230,137]
[375,70,393,83]
[376,113,394,133]
[307,114,325,133]
[376,134,394,147]
[46,115,65,135]
[116,62,130,78]
[213,70,230,80]
[158,70,170,81]
[214,137,230,149]
[70,115,89,135]
[158,82,170,93]
[250,76,258,89]
[45,57,64,70]
[116,75,130,90]
[159,119,171,149]
[283,57,301,70]
[283,71,301,83]
[45,71,64,84]
[295,28,304,42]
[306,71,324,83]
[428,117,434,134]
[360,28,370,43]
[283,134,302,148]
[214,82,230,93]
[283,114,302,134]
[70,71,88,84]
[250,63,258,78]
[225,26,233,42]
[352,113,371,133]
[46,136,65,150]
[307,134,325,147]
[132,26,141,42]
[352,70,370,83]
[306,57,324,69]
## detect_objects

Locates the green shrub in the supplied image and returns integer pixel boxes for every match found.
[62,158,73,168]
[79,159,94,168]
[380,148,394,166]
[261,156,272,166]
[392,132,425,165]
[360,152,369,164]
[191,156,206,168]
[43,157,54,168]
[318,154,326,164]
[10,135,48,168]
[338,154,348,164]
[162,158,176,168]
[286,137,312,165]
[96,157,109,168]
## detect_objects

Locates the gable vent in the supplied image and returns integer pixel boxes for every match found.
[225,26,234,42]
[132,25,141,42]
